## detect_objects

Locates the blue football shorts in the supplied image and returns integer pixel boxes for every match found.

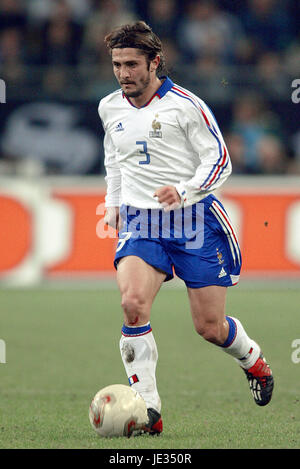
[114,194,242,288]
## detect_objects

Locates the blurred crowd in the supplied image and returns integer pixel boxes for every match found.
[0,0,300,176]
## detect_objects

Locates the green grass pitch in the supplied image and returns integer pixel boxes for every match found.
[0,284,299,449]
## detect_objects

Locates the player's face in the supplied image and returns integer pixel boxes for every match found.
[112,48,155,98]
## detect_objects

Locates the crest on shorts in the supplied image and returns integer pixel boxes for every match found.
[149,114,162,138]
[216,248,224,264]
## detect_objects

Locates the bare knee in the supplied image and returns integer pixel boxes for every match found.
[194,319,225,345]
[121,291,148,325]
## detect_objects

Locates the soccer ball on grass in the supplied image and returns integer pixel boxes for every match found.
[89,384,148,437]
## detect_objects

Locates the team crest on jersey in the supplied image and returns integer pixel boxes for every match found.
[149,114,162,138]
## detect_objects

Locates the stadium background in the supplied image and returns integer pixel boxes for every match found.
[0,0,300,451]
[0,0,300,286]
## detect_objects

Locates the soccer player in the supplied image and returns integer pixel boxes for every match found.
[99,21,274,435]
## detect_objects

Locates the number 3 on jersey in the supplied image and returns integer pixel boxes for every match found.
[136,141,150,165]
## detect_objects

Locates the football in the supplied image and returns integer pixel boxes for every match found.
[89,384,148,437]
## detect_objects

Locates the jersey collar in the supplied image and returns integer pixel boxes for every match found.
[156,76,174,98]
[122,76,174,108]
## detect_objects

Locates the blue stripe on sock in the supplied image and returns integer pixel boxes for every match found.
[221,316,237,348]
[121,323,152,336]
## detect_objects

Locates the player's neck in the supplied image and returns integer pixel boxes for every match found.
[130,76,163,109]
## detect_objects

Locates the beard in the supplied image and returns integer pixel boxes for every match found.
[121,74,151,98]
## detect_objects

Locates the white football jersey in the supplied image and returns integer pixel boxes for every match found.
[98,77,231,209]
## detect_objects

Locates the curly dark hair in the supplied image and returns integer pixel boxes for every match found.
[104,21,167,74]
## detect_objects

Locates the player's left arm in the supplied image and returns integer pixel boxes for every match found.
[153,186,181,211]
[174,101,232,206]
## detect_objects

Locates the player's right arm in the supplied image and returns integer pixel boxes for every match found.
[98,99,122,229]
[104,206,120,230]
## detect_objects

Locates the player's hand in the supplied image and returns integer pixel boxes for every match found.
[104,207,121,230]
[153,186,182,211]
